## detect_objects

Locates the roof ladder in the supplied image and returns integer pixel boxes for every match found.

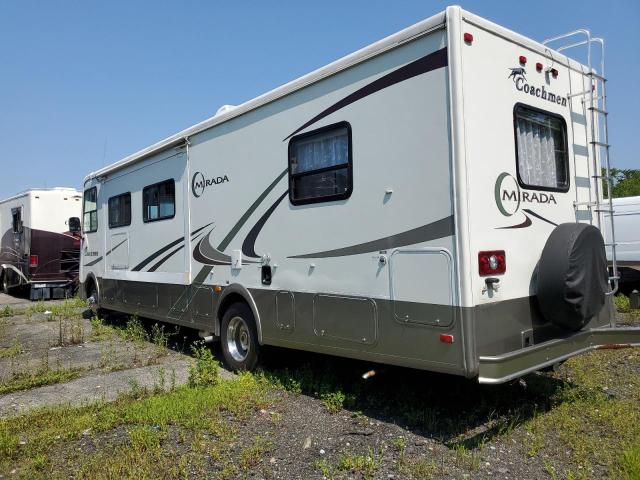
[543,31,619,299]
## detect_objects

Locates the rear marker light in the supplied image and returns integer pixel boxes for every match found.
[29,255,38,268]
[536,62,543,72]
[463,32,473,44]
[440,334,454,344]
[519,55,527,64]
[478,250,506,276]
[551,68,558,78]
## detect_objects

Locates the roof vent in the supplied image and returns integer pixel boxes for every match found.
[216,104,236,116]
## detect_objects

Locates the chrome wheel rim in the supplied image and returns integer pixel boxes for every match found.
[226,316,250,362]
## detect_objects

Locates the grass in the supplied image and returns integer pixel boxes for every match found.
[336,447,383,480]
[0,372,272,478]
[0,306,15,318]
[614,293,640,315]
[0,366,83,395]
[188,344,220,388]
[522,348,640,478]
[0,339,24,359]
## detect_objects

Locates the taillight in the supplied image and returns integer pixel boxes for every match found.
[29,255,39,268]
[478,250,506,276]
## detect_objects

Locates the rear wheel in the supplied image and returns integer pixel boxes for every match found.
[220,302,260,371]
[1,271,10,295]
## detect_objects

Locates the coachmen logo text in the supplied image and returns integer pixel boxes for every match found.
[494,172,556,217]
[192,171,229,198]
[508,68,568,107]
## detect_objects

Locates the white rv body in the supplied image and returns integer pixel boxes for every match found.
[80,6,640,383]
[0,188,82,299]
[605,196,640,294]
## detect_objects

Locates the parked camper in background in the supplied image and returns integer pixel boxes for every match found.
[81,6,640,383]
[604,196,640,295]
[0,188,82,299]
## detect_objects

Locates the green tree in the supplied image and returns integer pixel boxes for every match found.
[602,168,640,198]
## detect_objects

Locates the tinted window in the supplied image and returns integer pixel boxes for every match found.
[108,192,131,228]
[288,122,352,205]
[143,180,175,222]
[514,104,569,191]
[83,187,98,233]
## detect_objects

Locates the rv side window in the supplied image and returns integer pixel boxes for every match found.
[83,187,98,233]
[108,192,131,228]
[11,208,22,233]
[143,180,175,222]
[514,104,569,192]
[288,122,352,205]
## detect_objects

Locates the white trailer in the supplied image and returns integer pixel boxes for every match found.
[0,188,82,299]
[605,196,640,294]
[80,6,640,383]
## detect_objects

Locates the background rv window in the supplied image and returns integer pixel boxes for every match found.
[288,122,352,205]
[514,104,569,191]
[11,208,22,233]
[83,187,98,233]
[108,192,131,228]
[143,179,175,222]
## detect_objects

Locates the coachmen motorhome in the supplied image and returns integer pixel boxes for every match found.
[0,188,82,299]
[605,196,640,295]
[80,6,640,383]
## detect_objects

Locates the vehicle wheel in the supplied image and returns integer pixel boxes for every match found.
[1,271,10,295]
[220,302,260,371]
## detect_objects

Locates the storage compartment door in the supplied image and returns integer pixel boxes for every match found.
[390,249,454,326]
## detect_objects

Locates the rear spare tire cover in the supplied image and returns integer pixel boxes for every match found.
[537,223,608,331]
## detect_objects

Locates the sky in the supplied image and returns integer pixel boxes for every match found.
[0,1,638,199]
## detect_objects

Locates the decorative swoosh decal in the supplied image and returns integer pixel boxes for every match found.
[148,244,185,272]
[132,236,184,271]
[83,237,128,267]
[242,190,289,258]
[288,215,455,259]
[496,213,533,229]
[522,209,558,227]
[193,231,232,265]
[284,47,448,141]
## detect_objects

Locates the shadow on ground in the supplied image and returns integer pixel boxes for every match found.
[99,309,569,450]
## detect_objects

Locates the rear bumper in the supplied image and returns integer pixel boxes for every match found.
[478,326,640,384]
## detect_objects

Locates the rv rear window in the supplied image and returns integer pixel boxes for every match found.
[108,192,131,228]
[514,104,569,192]
[288,122,353,205]
[83,187,98,233]
[143,180,175,222]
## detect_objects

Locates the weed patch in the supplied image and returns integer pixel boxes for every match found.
[188,344,220,388]
[0,339,24,359]
[0,366,83,395]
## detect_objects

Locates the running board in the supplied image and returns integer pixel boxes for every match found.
[478,326,640,384]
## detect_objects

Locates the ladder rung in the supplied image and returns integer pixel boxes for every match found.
[594,209,614,213]
[588,107,608,115]
[587,72,607,82]
[604,243,619,247]
[609,276,620,281]
[568,90,591,98]
[590,141,610,147]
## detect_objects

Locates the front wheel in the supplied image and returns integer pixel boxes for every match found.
[220,302,261,371]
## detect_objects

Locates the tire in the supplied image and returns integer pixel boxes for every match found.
[1,271,10,295]
[537,223,609,331]
[220,302,261,371]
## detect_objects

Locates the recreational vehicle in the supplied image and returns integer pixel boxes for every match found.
[605,196,640,295]
[81,6,640,383]
[0,188,82,299]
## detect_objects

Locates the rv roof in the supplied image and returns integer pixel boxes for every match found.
[86,5,587,182]
[0,187,82,205]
